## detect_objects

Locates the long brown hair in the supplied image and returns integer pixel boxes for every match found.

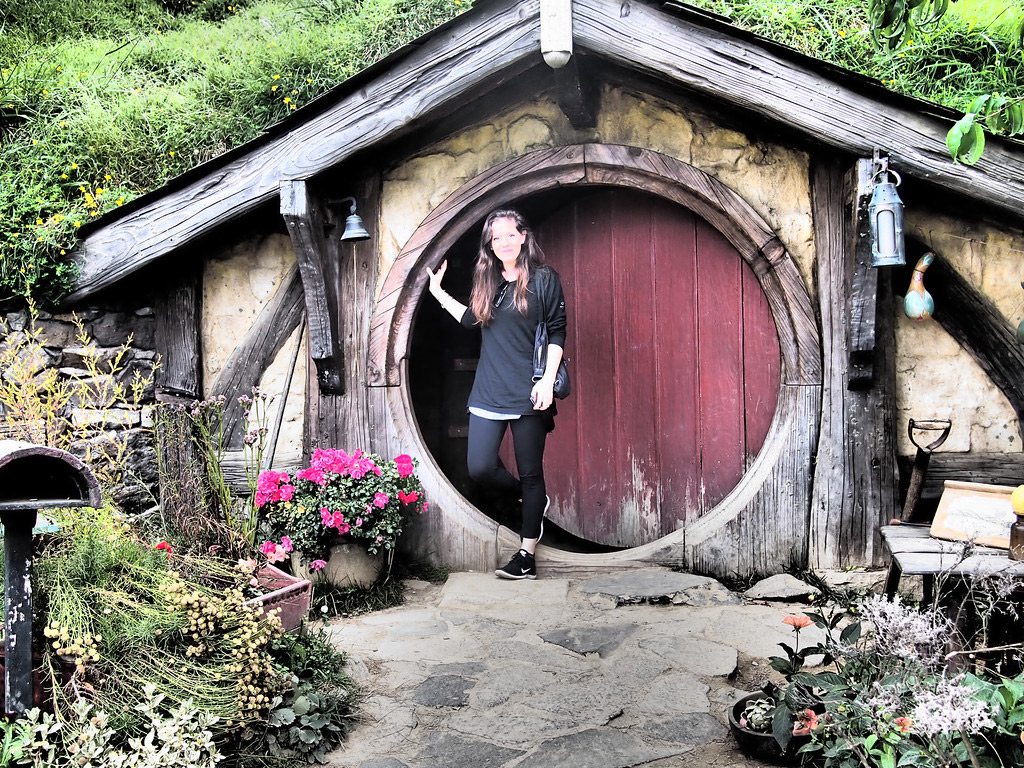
[469,209,545,325]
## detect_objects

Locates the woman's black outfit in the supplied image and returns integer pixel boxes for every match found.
[459,266,567,540]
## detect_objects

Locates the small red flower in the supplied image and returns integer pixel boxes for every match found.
[894,716,911,733]
[155,541,173,557]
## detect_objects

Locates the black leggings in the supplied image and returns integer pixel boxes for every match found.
[467,413,548,539]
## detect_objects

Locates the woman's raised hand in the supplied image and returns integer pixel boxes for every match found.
[427,260,447,293]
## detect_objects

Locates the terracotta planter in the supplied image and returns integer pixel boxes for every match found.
[291,540,385,588]
[245,564,312,633]
[728,692,812,766]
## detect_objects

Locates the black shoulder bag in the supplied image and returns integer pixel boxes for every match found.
[532,269,571,400]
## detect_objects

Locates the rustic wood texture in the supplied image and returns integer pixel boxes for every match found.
[304,173,379,455]
[847,159,877,388]
[904,243,1024,436]
[369,144,820,390]
[684,384,820,578]
[897,452,1024,500]
[281,179,344,395]
[69,0,1024,305]
[553,55,598,128]
[153,264,202,399]
[67,0,542,302]
[532,190,781,547]
[574,0,1024,220]
[209,264,304,448]
[809,159,899,570]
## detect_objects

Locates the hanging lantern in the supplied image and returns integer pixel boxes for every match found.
[868,161,906,268]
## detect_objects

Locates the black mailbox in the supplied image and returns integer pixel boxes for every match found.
[0,440,101,715]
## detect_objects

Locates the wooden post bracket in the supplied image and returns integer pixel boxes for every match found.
[280,179,344,395]
[848,157,878,389]
[553,55,598,128]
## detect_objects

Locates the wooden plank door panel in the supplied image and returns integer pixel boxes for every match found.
[533,189,780,548]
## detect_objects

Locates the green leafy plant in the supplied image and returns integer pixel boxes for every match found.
[257,449,428,564]
[35,507,288,739]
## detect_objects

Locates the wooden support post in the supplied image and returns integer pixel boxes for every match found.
[2,510,35,714]
[153,264,202,401]
[281,179,344,396]
[848,158,877,389]
[809,157,899,569]
[553,56,598,128]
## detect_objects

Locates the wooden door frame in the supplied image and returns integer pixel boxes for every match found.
[369,143,822,572]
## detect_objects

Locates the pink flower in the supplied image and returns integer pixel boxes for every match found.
[792,709,819,736]
[321,508,333,526]
[398,490,419,504]
[355,517,363,527]
[395,454,414,478]
[373,492,389,508]
[421,502,430,513]
[310,559,327,571]
[376,535,383,542]
[296,467,327,485]
[280,536,293,553]
[255,470,291,507]
[279,484,295,502]
[783,615,814,630]
[259,540,277,556]
[336,522,351,535]
[265,544,287,564]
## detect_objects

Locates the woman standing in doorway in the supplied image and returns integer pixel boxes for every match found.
[427,209,567,579]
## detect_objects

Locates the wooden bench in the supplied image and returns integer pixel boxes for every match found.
[881,523,1024,603]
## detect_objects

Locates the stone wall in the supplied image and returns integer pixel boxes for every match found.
[1,303,158,513]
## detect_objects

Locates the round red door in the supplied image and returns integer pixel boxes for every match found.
[534,188,781,547]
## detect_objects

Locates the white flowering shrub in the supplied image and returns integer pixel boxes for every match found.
[13,684,222,768]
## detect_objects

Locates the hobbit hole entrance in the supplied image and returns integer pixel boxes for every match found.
[408,186,782,550]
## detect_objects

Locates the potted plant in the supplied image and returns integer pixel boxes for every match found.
[256,449,428,586]
[728,613,830,765]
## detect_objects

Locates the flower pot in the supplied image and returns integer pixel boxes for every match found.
[728,692,811,766]
[291,539,385,588]
[245,564,312,633]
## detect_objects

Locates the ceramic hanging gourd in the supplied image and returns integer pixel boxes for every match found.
[1016,282,1024,345]
[904,253,935,320]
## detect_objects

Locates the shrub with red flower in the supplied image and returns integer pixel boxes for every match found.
[257,449,427,563]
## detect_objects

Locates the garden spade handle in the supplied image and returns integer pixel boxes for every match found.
[898,418,952,523]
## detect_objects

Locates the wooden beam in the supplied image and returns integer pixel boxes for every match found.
[553,55,598,128]
[847,158,877,388]
[66,0,541,302]
[153,263,202,400]
[573,0,1024,219]
[280,179,343,395]
[209,264,304,447]
[809,157,899,569]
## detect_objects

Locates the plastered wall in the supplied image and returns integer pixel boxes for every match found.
[378,85,816,295]
[202,233,305,464]
[898,214,1023,455]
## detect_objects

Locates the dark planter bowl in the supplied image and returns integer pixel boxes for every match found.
[728,692,811,766]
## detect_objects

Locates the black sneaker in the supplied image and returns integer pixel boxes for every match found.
[495,549,536,580]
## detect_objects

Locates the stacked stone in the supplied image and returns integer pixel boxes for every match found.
[1,305,159,514]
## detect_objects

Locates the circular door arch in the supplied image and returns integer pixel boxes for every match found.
[369,144,820,552]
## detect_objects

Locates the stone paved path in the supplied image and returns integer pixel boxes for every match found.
[322,568,839,768]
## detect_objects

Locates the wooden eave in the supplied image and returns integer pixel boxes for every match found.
[68,0,1024,301]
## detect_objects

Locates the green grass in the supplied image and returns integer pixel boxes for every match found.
[0,0,469,306]
[0,0,1020,306]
